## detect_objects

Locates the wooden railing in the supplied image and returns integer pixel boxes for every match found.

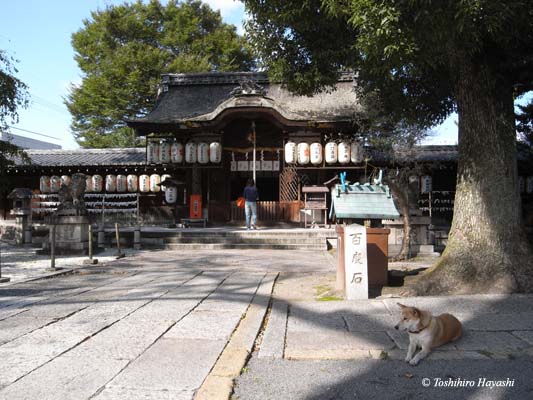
[230,201,302,222]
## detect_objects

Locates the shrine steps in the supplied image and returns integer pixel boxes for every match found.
[128,228,336,251]
[160,229,334,251]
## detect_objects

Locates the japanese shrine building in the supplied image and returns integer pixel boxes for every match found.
[126,71,367,223]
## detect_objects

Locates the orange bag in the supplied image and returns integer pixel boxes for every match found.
[236,197,245,208]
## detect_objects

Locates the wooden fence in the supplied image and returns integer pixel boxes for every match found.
[230,201,301,223]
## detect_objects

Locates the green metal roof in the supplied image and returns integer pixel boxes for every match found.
[330,184,400,219]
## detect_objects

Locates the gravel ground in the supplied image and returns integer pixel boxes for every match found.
[234,357,533,400]
[0,241,135,284]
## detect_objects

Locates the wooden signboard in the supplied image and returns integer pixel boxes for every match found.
[344,224,369,299]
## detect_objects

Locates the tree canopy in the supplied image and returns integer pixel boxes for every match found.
[0,50,30,193]
[66,0,256,148]
[243,0,533,294]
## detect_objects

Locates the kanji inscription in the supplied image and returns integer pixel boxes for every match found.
[344,224,368,299]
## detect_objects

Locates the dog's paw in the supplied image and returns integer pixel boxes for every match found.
[409,359,419,366]
[404,357,411,363]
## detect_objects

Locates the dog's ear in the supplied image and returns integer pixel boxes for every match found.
[397,303,407,309]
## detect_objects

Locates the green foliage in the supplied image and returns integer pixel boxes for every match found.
[0,50,29,132]
[243,0,533,128]
[0,50,30,192]
[67,0,256,148]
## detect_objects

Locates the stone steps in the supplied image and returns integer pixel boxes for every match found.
[99,228,336,251]
[162,243,329,251]
[158,230,334,250]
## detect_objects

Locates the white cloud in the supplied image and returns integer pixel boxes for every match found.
[204,0,246,34]
[204,0,243,14]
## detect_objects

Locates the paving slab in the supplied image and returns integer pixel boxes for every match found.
[99,338,227,393]
[512,331,533,345]
[454,331,530,352]
[0,354,127,400]
[0,315,55,345]
[94,387,195,400]
[345,314,397,332]
[164,310,243,340]
[258,300,288,359]
[287,314,346,333]
[456,313,533,331]
[285,331,395,360]
[64,319,174,361]
[382,295,533,316]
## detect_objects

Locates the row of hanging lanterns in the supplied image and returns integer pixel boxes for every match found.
[39,174,175,197]
[284,141,364,165]
[147,141,222,164]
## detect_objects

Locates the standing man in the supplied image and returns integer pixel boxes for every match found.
[243,178,259,230]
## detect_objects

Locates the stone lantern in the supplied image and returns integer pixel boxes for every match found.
[7,188,33,245]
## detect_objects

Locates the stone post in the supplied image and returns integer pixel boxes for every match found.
[97,224,105,248]
[134,226,141,250]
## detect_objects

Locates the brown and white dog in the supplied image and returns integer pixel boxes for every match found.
[394,303,462,365]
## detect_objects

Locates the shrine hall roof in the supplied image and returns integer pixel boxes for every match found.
[9,147,146,168]
[126,71,361,134]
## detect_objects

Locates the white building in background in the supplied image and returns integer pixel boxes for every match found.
[0,132,61,150]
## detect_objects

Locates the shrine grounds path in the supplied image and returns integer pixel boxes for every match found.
[0,248,331,400]
[1,248,533,399]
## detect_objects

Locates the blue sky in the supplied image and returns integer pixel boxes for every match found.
[1,0,246,149]
[1,1,529,149]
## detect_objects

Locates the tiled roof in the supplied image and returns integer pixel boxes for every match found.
[330,184,400,219]
[9,145,462,168]
[11,148,145,167]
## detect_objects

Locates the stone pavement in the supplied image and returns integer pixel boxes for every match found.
[3,245,533,399]
[0,248,333,400]
[235,277,533,400]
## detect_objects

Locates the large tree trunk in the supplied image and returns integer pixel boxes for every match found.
[389,181,412,261]
[408,55,533,295]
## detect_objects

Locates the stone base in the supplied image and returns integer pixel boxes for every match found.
[40,216,91,255]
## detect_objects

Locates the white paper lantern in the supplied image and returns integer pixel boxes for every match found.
[284,141,297,164]
[40,176,51,193]
[85,176,93,193]
[116,175,127,192]
[171,142,184,163]
[147,141,160,164]
[421,175,432,194]
[185,142,197,163]
[50,176,61,193]
[127,174,138,192]
[159,141,171,164]
[160,174,171,191]
[150,174,161,192]
[209,142,222,163]
[105,175,117,192]
[92,175,103,193]
[165,186,178,203]
[197,142,209,164]
[310,143,323,165]
[297,142,310,165]
[338,142,350,164]
[61,175,71,187]
[350,141,364,163]
[325,142,338,164]
[139,175,150,193]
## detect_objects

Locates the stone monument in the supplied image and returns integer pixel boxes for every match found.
[7,188,33,245]
[41,173,91,255]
